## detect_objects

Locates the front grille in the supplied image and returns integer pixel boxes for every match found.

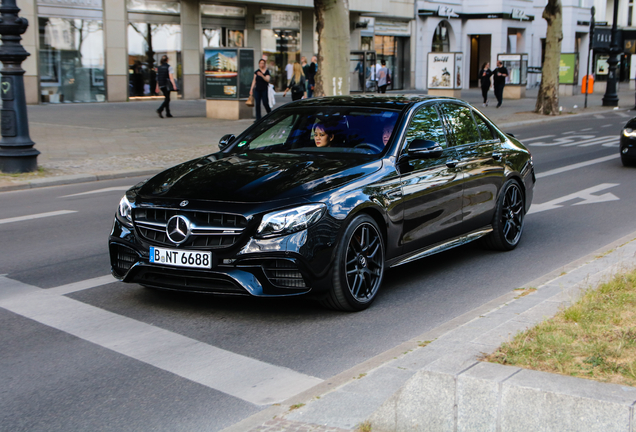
[262,259,307,288]
[138,271,247,295]
[133,208,248,249]
[110,243,140,277]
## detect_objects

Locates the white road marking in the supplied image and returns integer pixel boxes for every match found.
[0,276,322,406]
[601,124,614,127]
[61,186,130,198]
[536,154,620,179]
[529,135,618,148]
[615,111,630,117]
[581,128,594,131]
[0,210,77,225]
[528,183,619,214]
[47,275,116,295]
[518,135,555,142]
[562,131,576,135]
[594,114,605,119]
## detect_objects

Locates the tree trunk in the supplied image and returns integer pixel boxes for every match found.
[314,0,350,97]
[535,0,562,115]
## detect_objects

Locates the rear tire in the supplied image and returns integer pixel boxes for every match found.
[320,214,385,311]
[483,179,525,251]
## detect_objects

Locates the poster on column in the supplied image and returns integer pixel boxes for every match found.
[204,48,238,98]
[427,53,462,89]
[238,49,254,99]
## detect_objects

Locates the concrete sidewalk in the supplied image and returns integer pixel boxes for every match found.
[230,232,636,432]
[0,85,634,191]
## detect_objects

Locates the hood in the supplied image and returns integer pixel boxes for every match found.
[136,152,381,203]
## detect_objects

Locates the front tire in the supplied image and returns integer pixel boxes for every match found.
[621,153,636,167]
[321,214,385,311]
[483,179,525,251]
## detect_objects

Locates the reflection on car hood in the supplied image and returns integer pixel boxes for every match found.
[137,152,381,203]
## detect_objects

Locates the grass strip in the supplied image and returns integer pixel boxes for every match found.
[485,268,636,386]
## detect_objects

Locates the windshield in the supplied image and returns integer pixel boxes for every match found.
[231,107,401,155]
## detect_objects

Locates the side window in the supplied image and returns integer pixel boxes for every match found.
[404,105,447,149]
[441,104,481,146]
[473,111,496,141]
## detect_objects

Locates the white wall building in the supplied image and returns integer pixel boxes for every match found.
[415,0,636,93]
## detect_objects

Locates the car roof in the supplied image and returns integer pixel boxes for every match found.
[283,95,463,111]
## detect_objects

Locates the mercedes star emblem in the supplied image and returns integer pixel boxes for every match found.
[180,200,189,207]
[166,215,191,245]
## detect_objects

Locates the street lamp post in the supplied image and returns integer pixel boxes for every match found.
[0,0,39,173]
[585,6,595,109]
[602,0,621,107]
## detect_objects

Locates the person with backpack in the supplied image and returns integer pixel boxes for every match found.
[283,62,306,101]
[377,60,389,94]
[155,55,177,118]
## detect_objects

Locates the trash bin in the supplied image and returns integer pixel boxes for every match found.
[582,75,594,94]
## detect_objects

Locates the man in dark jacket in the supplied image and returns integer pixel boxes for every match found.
[305,56,317,98]
[493,60,508,109]
[155,55,177,118]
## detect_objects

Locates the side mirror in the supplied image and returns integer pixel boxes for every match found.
[407,139,444,159]
[219,134,236,150]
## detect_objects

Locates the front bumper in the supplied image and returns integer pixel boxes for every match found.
[621,136,636,160]
[109,214,341,297]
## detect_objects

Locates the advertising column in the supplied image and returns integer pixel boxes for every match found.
[427,52,462,97]
[204,48,254,119]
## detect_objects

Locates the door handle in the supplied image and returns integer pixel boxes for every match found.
[492,152,503,161]
[446,159,459,168]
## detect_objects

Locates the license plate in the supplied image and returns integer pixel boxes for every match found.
[149,246,212,269]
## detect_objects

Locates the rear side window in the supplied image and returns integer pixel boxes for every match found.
[404,105,447,149]
[473,111,496,141]
[440,104,480,146]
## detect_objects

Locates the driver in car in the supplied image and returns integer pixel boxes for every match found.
[313,121,335,147]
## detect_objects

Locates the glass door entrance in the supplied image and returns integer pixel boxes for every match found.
[350,50,376,93]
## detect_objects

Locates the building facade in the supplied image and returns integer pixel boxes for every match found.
[19,0,416,105]
[18,0,636,105]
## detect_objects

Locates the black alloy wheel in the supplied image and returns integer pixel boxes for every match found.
[321,214,385,311]
[483,180,525,251]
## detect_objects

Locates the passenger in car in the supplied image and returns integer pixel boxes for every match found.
[313,122,335,147]
[382,124,394,146]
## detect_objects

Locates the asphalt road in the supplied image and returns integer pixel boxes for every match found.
[1,111,635,431]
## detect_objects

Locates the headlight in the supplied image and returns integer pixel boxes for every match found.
[116,195,133,227]
[256,204,326,238]
[623,128,636,137]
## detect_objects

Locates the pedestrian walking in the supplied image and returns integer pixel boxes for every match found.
[493,60,508,108]
[478,62,493,107]
[250,59,272,121]
[283,62,306,101]
[285,60,294,88]
[377,60,389,94]
[155,55,177,118]
[305,56,317,98]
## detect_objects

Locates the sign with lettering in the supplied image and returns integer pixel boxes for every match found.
[254,14,272,30]
[427,52,462,89]
[511,8,528,20]
[437,6,458,18]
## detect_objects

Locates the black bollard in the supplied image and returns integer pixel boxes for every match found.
[0,0,39,173]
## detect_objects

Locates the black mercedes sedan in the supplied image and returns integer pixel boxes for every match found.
[109,96,535,311]
[620,117,636,166]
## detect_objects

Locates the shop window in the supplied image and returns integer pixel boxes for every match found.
[127,22,182,98]
[432,22,450,52]
[38,17,106,103]
[261,9,301,91]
